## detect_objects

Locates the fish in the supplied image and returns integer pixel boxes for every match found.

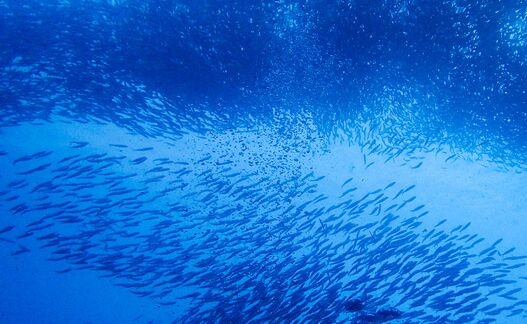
[0,112,524,324]
[411,161,423,169]
[17,163,52,175]
[134,147,154,152]
[341,177,354,188]
[0,225,15,235]
[12,151,53,164]
[130,156,148,164]
[343,298,365,312]
[70,141,89,148]
[11,245,30,256]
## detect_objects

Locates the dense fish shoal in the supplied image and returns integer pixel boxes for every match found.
[0,120,526,323]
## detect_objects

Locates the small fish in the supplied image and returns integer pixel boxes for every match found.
[343,299,365,312]
[403,184,416,193]
[460,222,471,232]
[411,204,425,212]
[341,177,354,188]
[70,141,89,148]
[130,156,147,164]
[411,161,423,169]
[445,154,457,162]
[11,245,30,256]
[301,171,315,181]
[384,181,396,190]
[56,268,73,274]
[197,155,212,163]
[339,187,357,198]
[434,219,447,227]
[134,147,154,152]
[0,225,15,234]
[17,163,52,175]
[13,151,53,164]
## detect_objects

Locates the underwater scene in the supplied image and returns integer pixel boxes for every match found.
[1,1,527,323]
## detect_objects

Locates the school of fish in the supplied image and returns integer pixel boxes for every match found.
[1,1,527,323]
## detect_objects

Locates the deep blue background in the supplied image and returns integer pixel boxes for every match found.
[1,0,526,148]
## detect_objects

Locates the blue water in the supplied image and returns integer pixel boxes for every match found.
[1,1,526,323]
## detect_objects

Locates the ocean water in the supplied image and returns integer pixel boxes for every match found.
[1,1,526,323]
